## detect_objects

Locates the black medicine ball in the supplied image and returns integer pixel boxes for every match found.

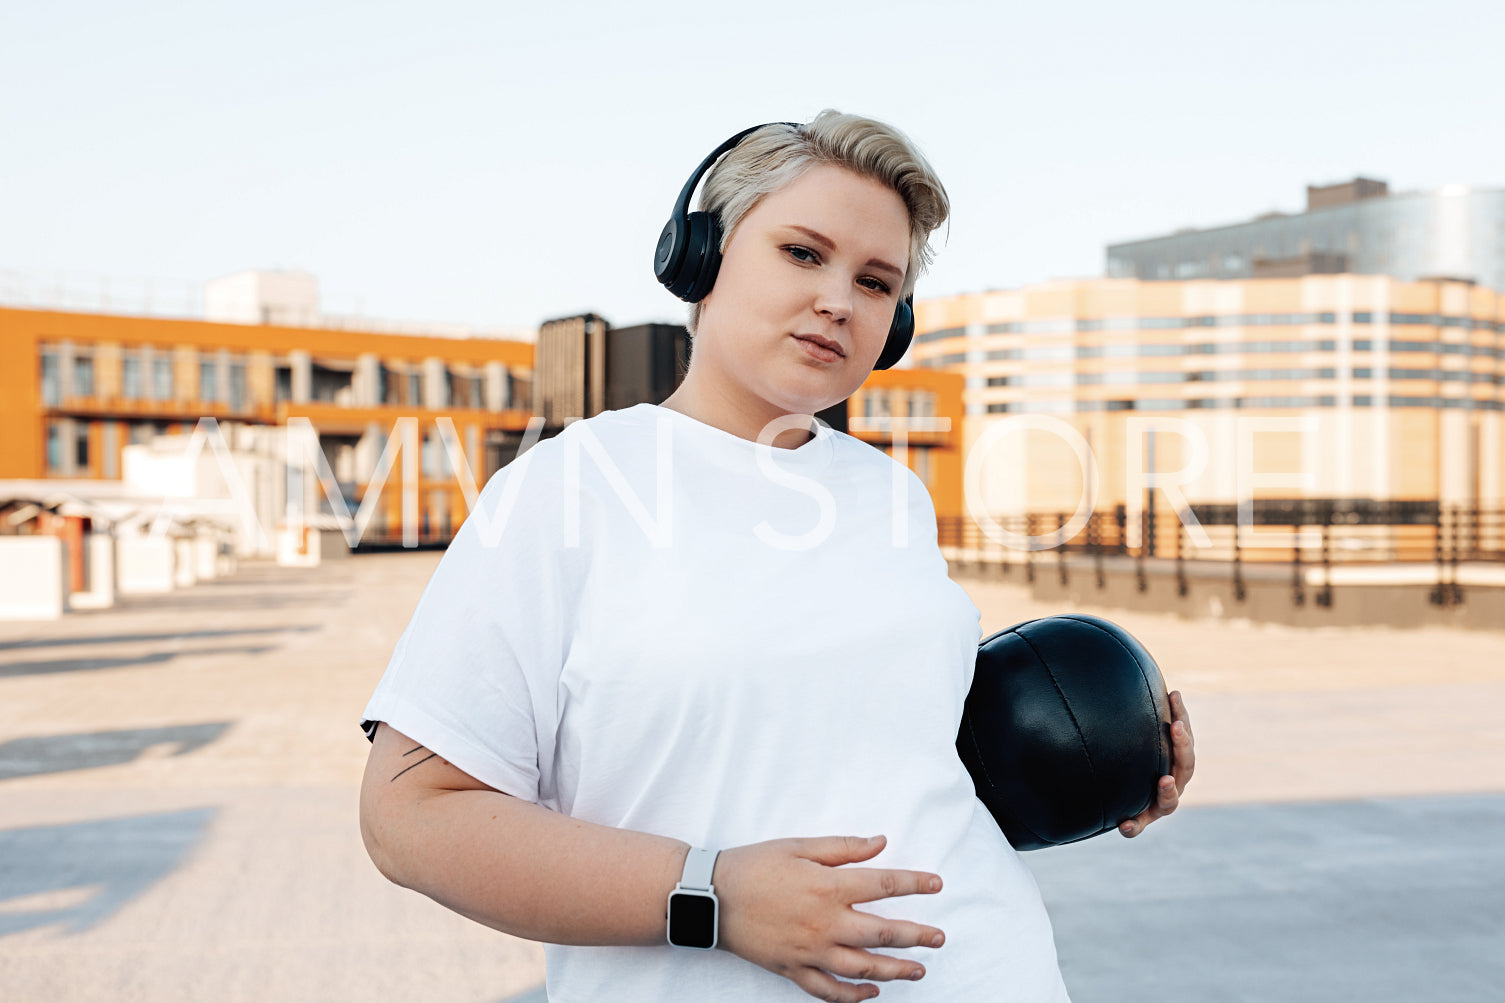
[956,614,1173,851]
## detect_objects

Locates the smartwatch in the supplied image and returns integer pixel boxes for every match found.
[666,846,720,949]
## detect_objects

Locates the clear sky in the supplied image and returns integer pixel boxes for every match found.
[2,0,1500,331]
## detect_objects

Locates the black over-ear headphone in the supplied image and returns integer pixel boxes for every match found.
[652,121,916,371]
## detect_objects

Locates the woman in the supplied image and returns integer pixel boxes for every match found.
[358,110,1195,1002]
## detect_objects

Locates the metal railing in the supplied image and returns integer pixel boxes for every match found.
[937,500,1505,608]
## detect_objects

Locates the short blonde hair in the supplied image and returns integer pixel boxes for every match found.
[687,109,949,336]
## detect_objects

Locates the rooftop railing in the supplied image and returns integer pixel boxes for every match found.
[937,500,1505,609]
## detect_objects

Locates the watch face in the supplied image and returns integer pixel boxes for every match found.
[668,891,716,949]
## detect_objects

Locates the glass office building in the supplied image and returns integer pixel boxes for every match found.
[1106,181,1505,292]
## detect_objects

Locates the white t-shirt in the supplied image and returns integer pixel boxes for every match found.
[361,402,1070,1002]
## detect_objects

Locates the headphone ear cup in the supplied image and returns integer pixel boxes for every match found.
[654,217,687,290]
[660,211,709,301]
[679,210,723,303]
[874,295,914,370]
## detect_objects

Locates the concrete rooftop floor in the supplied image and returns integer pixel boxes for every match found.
[1,554,1501,1002]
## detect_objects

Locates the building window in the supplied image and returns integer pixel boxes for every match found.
[860,391,893,420]
[122,357,142,400]
[40,348,60,406]
[310,361,355,405]
[200,360,219,401]
[75,423,91,471]
[498,369,513,411]
[74,353,95,397]
[228,359,247,411]
[917,326,965,344]
[152,356,173,401]
[421,427,450,479]
[382,365,404,407]
[449,371,482,409]
[46,423,64,471]
[408,372,422,408]
[914,447,932,488]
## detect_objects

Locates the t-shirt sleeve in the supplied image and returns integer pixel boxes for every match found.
[359,440,582,804]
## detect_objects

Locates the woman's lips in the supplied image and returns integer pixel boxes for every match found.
[793,334,844,361]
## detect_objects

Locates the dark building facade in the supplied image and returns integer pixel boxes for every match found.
[535,316,849,433]
[536,313,610,428]
[605,323,691,412]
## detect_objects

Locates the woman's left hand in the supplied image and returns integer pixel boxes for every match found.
[1119,690,1194,838]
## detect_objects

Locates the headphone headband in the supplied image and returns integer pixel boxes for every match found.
[653,118,916,370]
[668,122,801,224]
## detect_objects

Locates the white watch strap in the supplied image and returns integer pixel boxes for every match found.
[678,846,719,891]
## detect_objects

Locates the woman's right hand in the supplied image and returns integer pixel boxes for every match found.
[712,834,945,1002]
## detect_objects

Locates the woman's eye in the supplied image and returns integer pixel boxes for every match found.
[783,244,890,294]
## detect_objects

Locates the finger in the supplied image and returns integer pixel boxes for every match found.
[1121,775,1178,836]
[1170,690,1194,741]
[1155,774,1179,814]
[843,868,943,905]
[801,835,887,867]
[793,965,880,1003]
[825,944,929,986]
[1171,721,1196,789]
[840,914,946,952]
[1120,806,1158,836]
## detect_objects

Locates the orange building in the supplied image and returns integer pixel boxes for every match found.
[0,305,536,545]
[846,367,966,523]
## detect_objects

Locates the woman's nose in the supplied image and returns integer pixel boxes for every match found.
[814,278,853,324]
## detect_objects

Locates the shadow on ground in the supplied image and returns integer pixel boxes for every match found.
[0,626,317,653]
[0,723,232,780]
[112,593,352,612]
[0,647,278,679]
[0,808,217,936]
